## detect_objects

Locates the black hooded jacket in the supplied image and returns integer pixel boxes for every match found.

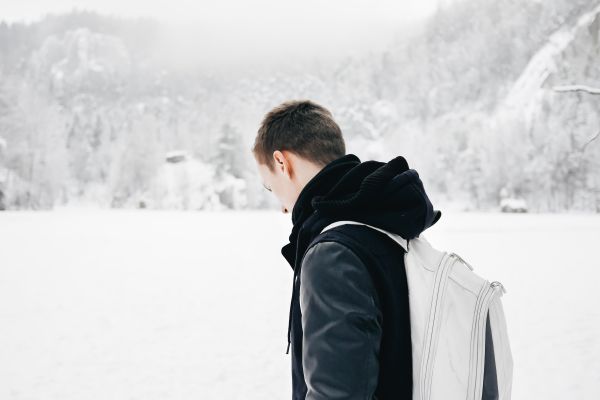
[281,153,441,400]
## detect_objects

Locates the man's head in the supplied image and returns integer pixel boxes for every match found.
[252,99,346,214]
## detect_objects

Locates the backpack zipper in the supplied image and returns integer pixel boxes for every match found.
[469,281,504,400]
[420,252,457,399]
[486,282,511,398]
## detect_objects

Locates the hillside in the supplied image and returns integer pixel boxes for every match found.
[0,2,599,211]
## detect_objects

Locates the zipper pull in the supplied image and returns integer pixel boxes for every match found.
[491,281,507,294]
[450,252,474,271]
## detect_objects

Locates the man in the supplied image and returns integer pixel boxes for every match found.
[252,99,441,399]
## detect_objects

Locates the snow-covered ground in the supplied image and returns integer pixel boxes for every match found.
[0,209,598,399]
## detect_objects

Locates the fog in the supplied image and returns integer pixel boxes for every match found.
[2,0,439,74]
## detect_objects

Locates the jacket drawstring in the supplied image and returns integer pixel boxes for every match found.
[286,266,298,354]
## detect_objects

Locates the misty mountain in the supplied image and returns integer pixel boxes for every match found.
[0,1,598,211]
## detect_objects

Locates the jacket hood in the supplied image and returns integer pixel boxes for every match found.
[281,153,442,270]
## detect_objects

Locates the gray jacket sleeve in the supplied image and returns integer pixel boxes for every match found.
[299,240,382,400]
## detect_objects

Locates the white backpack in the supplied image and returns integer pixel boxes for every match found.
[320,220,513,400]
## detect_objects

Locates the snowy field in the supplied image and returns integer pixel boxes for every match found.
[0,209,599,399]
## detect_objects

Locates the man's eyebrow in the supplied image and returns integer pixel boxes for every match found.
[262,183,271,192]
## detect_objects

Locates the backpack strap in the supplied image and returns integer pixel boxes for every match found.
[320,220,409,253]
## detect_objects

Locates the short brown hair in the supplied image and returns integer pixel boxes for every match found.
[252,99,346,172]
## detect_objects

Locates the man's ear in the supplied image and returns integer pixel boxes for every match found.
[273,150,293,178]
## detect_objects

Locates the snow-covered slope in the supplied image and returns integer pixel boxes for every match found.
[502,3,600,128]
[29,28,132,96]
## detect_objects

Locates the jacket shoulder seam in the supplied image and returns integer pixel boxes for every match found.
[303,235,370,271]
[305,226,386,267]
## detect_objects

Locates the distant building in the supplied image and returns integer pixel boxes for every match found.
[165,150,188,164]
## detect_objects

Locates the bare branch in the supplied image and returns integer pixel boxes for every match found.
[581,131,600,153]
[553,85,600,95]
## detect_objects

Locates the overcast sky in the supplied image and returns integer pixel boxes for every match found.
[2,1,442,74]
[2,0,440,24]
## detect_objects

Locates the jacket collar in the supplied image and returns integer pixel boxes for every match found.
[281,153,362,269]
